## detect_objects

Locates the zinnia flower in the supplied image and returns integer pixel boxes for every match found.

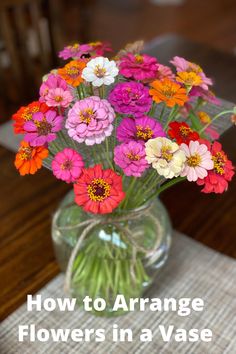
[149,78,188,107]
[170,56,213,90]
[114,141,149,177]
[176,71,203,87]
[198,111,211,124]
[66,96,115,145]
[168,121,199,144]
[74,164,125,214]
[58,60,86,87]
[197,140,234,193]
[24,110,63,146]
[45,87,73,108]
[145,137,186,179]
[15,141,48,175]
[12,101,49,134]
[82,57,118,87]
[108,81,152,117]
[39,74,71,107]
[119,53,158,81]
[58,43,92,60]
[89,41,112,56]
[189,87,221,106]
[117,116,166,143]
[156,64,175,80]
[52,148,84,183]
[180,140,214,181]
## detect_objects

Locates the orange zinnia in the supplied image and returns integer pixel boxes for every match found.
[176,71,202,87]
[12,101,49,134]
[58,60,86,87]
[149,78,188,107]
[15,141,48,176]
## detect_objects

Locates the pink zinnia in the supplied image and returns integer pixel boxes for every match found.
[197,140,234,193]
[117,116,166,144]
[108,81,152,117]
[52,148,84,183]
[170,56,213,90]
[119,53,158,81]
[45,87,73,108]
[40,74,69,102]
[156,64,175,80]
[66,96,115,145]
[114,141,149,177]
[180,140,214,182]
[58,43,92,60]
[24,110,63,146]
[189,87,221,106]
[89,41,112,56]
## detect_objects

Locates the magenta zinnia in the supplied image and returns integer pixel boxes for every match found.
[108,81,152,117]
[52,148,84,183]
[119,53,159,81]
[24,110,63,146]
[114,141,149,177]
[117,116,166,143]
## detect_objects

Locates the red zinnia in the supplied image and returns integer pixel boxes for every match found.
[197,140,234,194]
[168,121,199,144]
[12,101,50,134]
[74,164,125,214]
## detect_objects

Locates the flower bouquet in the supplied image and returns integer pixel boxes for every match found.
[13,41,235,316]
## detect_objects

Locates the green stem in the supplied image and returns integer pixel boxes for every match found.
[99,85,105,98]
[140,176,186,206]
[105,138,113,169]
[159,104,166,122]
[199,109,235,133]
[122,177,137,209]
[149,102,156,116]
[164,104,179,130]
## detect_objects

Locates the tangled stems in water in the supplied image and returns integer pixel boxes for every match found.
[71,226,151,316]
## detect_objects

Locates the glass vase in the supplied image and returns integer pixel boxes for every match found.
[52,190,172,317]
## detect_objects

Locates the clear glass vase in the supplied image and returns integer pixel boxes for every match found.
[52,190,172,317]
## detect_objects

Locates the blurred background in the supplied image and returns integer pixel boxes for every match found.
[0,0,235,121]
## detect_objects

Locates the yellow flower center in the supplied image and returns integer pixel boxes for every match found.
[126,152,140,161]
[162,85,177,98]
[179,126,193,137]
[177,71,202,86]
[187,153,201,167]
[60,160,73,170]
[80,108,94,124]
[94,65,106,78]
[136,125,153,141]
[19,146,33,160]
[66,66,79,77]
[55,95,63,102]
[87,178,110,202]
[35,118,52,135]
[135,54,144,63]
[161,145,173,162]
[22,107,39,121]
[212,152,226,175]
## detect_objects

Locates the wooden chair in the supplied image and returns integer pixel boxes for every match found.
[0,0,66,108]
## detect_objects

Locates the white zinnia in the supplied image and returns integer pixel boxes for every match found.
[82,56,119,87]
[145,137,186,179]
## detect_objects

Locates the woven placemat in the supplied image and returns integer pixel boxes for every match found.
[1,232,236,354]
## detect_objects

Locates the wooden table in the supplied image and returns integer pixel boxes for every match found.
[1,35,236,321]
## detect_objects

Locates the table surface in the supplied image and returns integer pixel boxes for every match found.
[1,35,236,321]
